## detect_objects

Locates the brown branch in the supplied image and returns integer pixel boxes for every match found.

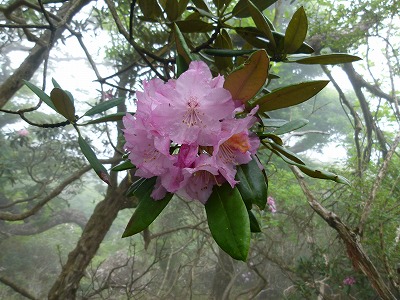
[321,65,363,176]
[0,275,37,300]
[358,131,400,235]
[0,0,93,108]
[104,0,169,81]
[0,209,87,235]
[291,165,397,300]
[0,165,91,221]
[0,158,118,221]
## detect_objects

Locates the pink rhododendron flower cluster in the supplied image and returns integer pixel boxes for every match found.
[343,276,356,286]
[267,196,277,213]
[123,61,260,203]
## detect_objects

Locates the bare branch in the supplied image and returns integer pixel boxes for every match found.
[291,165,397,300]
[0,275,37,300]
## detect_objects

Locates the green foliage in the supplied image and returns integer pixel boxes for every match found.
[123,178,172,237]
[205,183,250,261]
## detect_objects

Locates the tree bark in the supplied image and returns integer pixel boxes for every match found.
[48,177,129,299]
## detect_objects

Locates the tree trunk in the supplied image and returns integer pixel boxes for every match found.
[211,248,235,300]
[48,177,128,299]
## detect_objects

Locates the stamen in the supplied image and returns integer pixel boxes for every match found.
[182,96,204,127]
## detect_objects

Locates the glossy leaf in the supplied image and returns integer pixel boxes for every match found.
[248,210,261,232]
[83,112,128,125]
[205,183,250,261]
[125,177,147,197]
[111,160,135,172]
[267,141,305,165]
[187,5,215,19]
[51,78,61,88]
[257,133,283,145]
[273,119,309,135]
[84,98,124,116]
[78,136,110,185]
[178,0,190,16]
[235,27,314,57]
[23,80,57,111]
[203,49,255,57]
[294,54,362,65]
[284,6,308,54]
[233,0,278,18]
[247,0,276,49]
[165,0,179,21]
[122,178,172,237]
[174,23,194,66]
[261,118,288,128]
[50,88,76,121]
[191,0,211,12]
[213,29,233,71]
[236,158,268,210]
[176,54,189,77]
[224,50,269,103]
[175,19,214,32]
[254,80,329,112]
[138,0,162,19]
[270,146,350,184]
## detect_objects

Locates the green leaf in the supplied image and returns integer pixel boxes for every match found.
[138,0,162,19]
[267,145,350,184]
[213,29,233,71]
[205,183,250,261]
[176,54,189,77]
[187,5,215,19]
[236,158,268,210]
[111,160,135,172]
[122,177,172,237]
[235,27,314,57]
[233,0,278,18]
[23,80,57,111]
[78,136,110,185]
[224,50,269,103]
[296,164,350,185]
[191,0,211,12]
[203,49,255,57]
[175,19,214,32]
[260,118,288,128]
[248,210,261,232]
[254,80,329,112]
[273,119,309,135]
[293,54,362,65]
[165,0,179,21]
[51,78,61,88]
[174,23,195,66]
[84,98,124,116]
[257,132,283,145]
[83,112,128,125]
[267,141,305,165]
[125,177,147,197]
[50,88,76,121]
[284,6,308,54]
[178,0,190,16]
[247,0,276,49]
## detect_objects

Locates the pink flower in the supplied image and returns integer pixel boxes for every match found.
[150,61,235,145]
[267,196,277,213]
[343,277,356,286]
[123,61,260,204]
[17,129,29,136]
[212,107,259,187]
